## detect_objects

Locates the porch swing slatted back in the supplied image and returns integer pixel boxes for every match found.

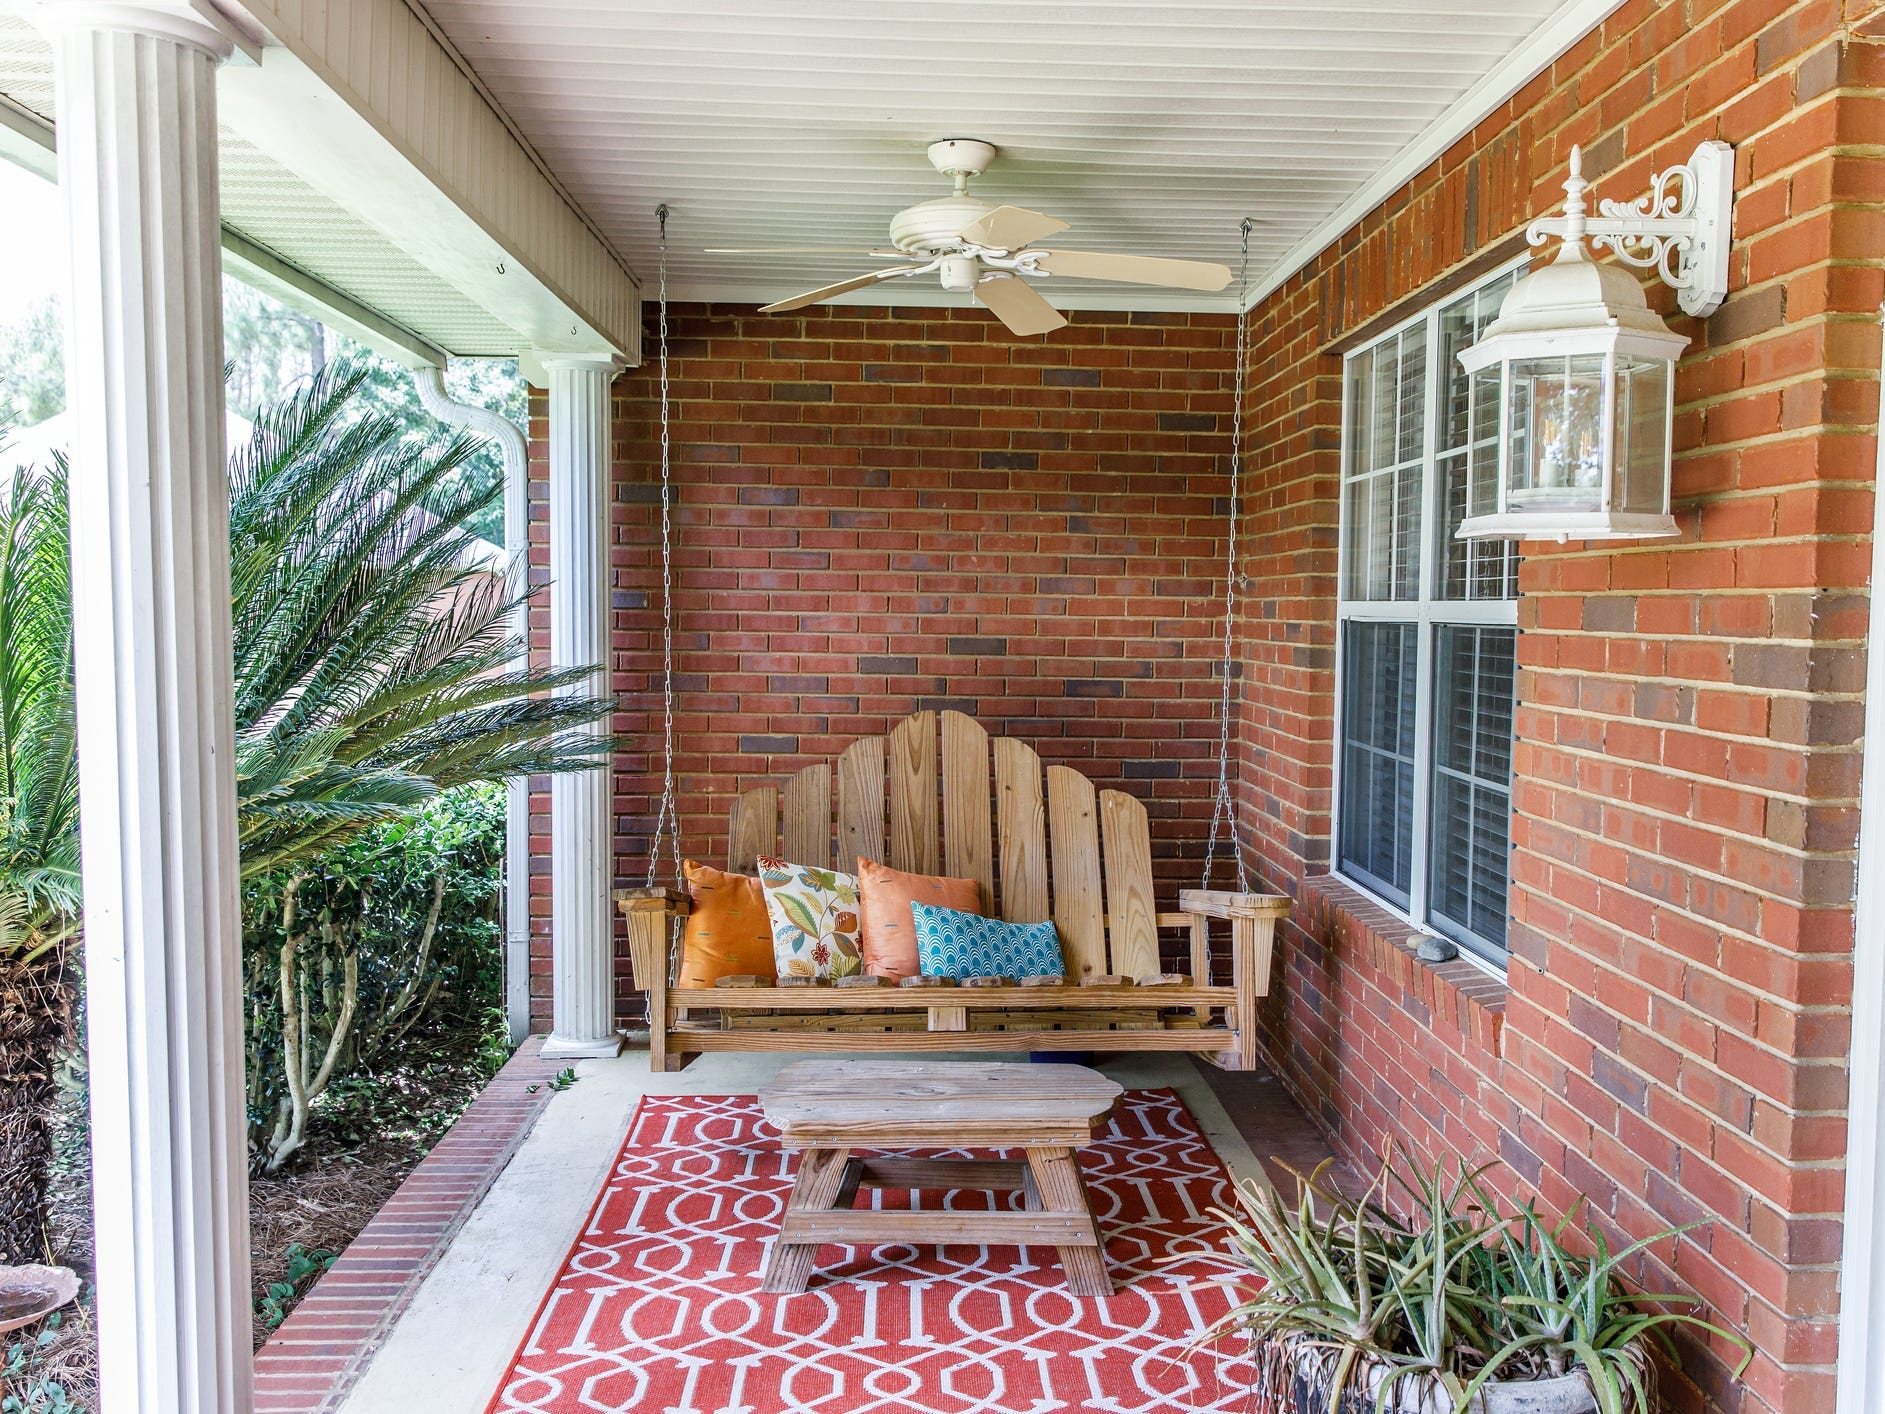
[725,709,1154,981]
[618,212,1288,1075]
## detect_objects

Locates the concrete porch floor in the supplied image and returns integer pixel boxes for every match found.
[330,1047,1338,1414]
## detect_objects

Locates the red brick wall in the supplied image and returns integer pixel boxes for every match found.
[517,5,1884,1404]
[526,305,1240,1027]
[1236,2,1885,1410]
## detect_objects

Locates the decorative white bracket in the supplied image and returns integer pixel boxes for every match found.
[1526,140,1735,319]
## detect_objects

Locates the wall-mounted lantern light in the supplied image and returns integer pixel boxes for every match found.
[1456,141,1735,543]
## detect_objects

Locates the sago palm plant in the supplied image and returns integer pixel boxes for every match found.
[228,362,615,869]
[0,358,619,1239]
[0,458,81,1265]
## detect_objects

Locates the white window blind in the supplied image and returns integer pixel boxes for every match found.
[1336,264,1523,963]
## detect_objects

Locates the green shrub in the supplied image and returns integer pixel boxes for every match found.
[242,783,506,1171]
[1,1312,76,1414]
[254,1244,338,1331]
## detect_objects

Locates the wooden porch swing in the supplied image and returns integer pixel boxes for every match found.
[614,212,1288,1073]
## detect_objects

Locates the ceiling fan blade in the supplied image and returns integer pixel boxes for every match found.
[955,205,1070,251]
[707,247,907,256]
[759,266,925,313]
[972,274,1068,337]
[1031,249,1233,292]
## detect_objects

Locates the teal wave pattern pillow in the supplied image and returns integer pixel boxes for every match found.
[911,901,1065,981]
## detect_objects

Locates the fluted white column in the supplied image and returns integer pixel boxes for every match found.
[39,4,252,1412]
[543,356,623,1059]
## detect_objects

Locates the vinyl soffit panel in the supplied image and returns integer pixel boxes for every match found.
[414,0,1599,313]
[0,12,526,357]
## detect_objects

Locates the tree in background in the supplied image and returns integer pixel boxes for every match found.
[0,277,522,544]
[0,296,64,429]
[224,279,330,416]
[223,279,522,544]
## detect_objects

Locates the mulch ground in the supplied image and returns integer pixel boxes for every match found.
[9,1022,503,1412]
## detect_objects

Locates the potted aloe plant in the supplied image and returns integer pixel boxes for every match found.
[1201,1155,1751,1414]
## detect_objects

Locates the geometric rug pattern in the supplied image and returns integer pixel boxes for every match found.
[485,1088,1255,1413]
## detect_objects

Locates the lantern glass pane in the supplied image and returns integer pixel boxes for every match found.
[1508,354,1609,512]
[1615,354,1672,516]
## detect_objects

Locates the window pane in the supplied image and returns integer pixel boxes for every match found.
[1437,274,1519,601]
[1371,343,1398,467]
[1344,326,1424,602]
[1340,621,1418,907]
[1428,625,1516,956]
[1348,346,1374,475]
[1396,330,1427,463]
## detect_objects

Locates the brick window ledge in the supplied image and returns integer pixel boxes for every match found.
[1299,873,1507,1057]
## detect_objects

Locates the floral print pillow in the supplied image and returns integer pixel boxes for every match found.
[756,856,862,980]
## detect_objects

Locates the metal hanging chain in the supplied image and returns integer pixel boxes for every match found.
[1203,217,1255,894]
[647,204,684,888]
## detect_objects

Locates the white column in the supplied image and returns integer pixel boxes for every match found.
[39,5,252,1413]
[543,356,623,1059]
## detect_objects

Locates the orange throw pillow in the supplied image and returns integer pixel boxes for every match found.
[857,858,983,982]
[677,859,776,987]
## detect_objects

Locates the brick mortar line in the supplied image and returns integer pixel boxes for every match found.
[1512,776,1857,858]
[1509,838,1850,963]
[1515,730,1839,805]
[1506,873,1853,1033]
[1517,694,1860,754]
[1507,858,1844,967]
[1506,933,1852,1083]
[1515,829,1857,902]
[1525,650,1864,674]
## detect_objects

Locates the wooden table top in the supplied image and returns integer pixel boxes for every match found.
[758,1059,1124,1148]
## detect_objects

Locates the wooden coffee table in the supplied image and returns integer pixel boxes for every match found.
[757,1058,1124,1298]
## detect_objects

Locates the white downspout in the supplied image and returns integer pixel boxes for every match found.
[412,365,534,1046]
[1836,305,1885,1414]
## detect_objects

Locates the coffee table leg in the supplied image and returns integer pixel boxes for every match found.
[834,1157,865,1210]
[1025,1147,1111,1297]
[762,1146,852,1295]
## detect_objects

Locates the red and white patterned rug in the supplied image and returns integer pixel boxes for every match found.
[486,1087,1255,1414]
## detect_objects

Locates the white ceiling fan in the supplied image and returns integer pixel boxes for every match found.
[707,139,1234,337]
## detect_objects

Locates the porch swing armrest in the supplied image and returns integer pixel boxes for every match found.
[614,887,690,992]
[1175,889,1292,921]
[1177,889,1291,1011]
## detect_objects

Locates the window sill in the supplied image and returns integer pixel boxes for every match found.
[1299,873,1507,1056]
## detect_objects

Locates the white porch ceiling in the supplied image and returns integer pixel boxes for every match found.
[418,0,1611,314]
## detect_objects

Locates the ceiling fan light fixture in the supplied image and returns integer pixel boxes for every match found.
[939,254,980,293]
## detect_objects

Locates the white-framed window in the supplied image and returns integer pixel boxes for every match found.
[1335,262,1524,964]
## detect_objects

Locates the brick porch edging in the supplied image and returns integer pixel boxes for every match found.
[252,1037,564,1414]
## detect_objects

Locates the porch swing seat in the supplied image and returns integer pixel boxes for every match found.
[615,709,1289,1072]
